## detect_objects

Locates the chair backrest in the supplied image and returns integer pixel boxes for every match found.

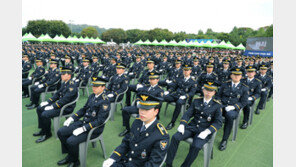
[159,154,167,167]
[45,78,61,92]
[114,86,129,103]
[59,91,80,117]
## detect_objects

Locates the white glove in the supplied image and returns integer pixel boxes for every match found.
[107,94,114,98]
[136,84,143,90]
[38,84,44,88]
[166,79,172,84]
[44,105,53,111]
[102,75,106,78]
[75,66,79,70]
[177,124,185,135]
[64,117,74,127]
[261,88,266,92]
[28,77,32,80]
[164,91,169,95]
[40,101,49,107]
[124,71,128,74]
[225,105,235,112]
[129,72,134,75]
[248,97,253,101]
[73,127,86,136]
[198,129,211,139]
[179,95,186,100]
[75,79,79,82]
[159,69,163,72]
[34,82,40,85]
[72,77,76,81]
[103,158,115,167]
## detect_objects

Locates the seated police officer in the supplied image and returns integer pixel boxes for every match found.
[255,64,272,114]
[217,60,231,84]
[57,77,110,167]
[101,56,117,81]
[125,58,157,106]
[160,60,184,88]
[103,92,169,167]
[91,55,101,77]
[64,55,75,73]
[240,66,262,129]
[22,58,45,98]
[22,54,32,79]
[73,58,92,87]
[164,64,197,130]
[216,68,249,151]
[267,62,273,101]
[106,63,129,103]
[26,59,61,110]
[165,81,222,167]
[118,72,164,137]
[127,55,144,80]
[196,62,219,94]
[33,67,78,143]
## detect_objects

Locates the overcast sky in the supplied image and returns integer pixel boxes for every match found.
[22,0,273,33]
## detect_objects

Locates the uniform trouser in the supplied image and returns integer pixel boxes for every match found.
[268,86,273,99]
[164,94,186,123]
[257,91,268,110]
[125,84,137,106]
[222,109,239,141]
[30,85,46,105]
[36,105,61,135]
[122,106,138,131]
[22,79,33,95]
[166,129,209,167]
[242,100,254,124]
[57,121,102,163]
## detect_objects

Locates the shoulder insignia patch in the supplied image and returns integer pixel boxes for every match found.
[213,99,221,104]
[103,104,108,111]
[56,74,59,77]
[160,140,168,150]
[157,123,168,135]
[69,88,73,92]
[125,80,128,84]
[27,65,30,67]
[89,71,91,73]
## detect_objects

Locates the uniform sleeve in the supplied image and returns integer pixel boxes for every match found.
[216,84,225,101]
[52,85,78,109]
[252,82,262,100]
[113,77,128,96]
[47,86,63,103]
[234,87,249,111]
[186,82,197,99]
[44,72,60,87]
[265,77,272,90]
[144,135,170,167]
[84,100,110,131]
[208,105,223,133]
[180,101,195,126]
[23,63,32,72]
[72,95,91,121]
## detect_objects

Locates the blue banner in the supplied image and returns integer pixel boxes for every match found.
[244,50,273,57]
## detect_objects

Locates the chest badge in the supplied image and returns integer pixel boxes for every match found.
[91,111,96,117]
[141,150,147,159]
[237,94,241,98]
[207,116,212,122]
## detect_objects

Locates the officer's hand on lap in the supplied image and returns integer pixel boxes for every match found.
[28,77,32,80]
[34,82,39,86]
[179,95,186,100]
[44,105,53,110]
[164,91,169,95]
[177,124,185,135]
[261,88,266,91]
[103,158,115,167]
[248,97,253,101]
[198,129,211,139]
[64,117,74,127]
[40,101,48,107]
[73,127,86,136]
[38,84,44,88]
[107,94,114,98]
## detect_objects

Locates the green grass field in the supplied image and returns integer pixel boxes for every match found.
[22,85,273,167]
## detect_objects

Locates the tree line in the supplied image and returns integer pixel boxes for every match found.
[23,20,273,46]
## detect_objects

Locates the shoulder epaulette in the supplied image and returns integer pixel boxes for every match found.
[202,71,206,74]
[157,123,168,135]
[242,83,249,88]
[102,94,108,100]
[213,99,222,104]
[226,80,232,83]
[213,72,218,76]
[194,97,203,99]
[255,78,262,82]
[70,81,74,85]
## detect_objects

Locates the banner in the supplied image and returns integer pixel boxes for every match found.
[244,37,273,57]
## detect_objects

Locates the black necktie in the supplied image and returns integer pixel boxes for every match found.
[204,102,208,106]
[232,84,236,90]
[140,125,146,132]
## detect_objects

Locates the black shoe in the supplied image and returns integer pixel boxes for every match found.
[219,140,227,151]
[67,161,80,167]
[25,102,33,107]
[255,108,260,115]
[166,122,175,130]
[33,130,44,137]
[27,104,37,110]
[119,129,130,137]
[240,123,248,129]
[57,155,70,166]
[35,133,52,143]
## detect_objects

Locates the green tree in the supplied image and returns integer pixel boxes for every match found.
[126,29,146,43]
[22,27,27,36]
[147,28,174,42]
[81,27,99,38]
[265,25,273,37]
[173,31,187,42]
[198,30,204,35]
[101,28,127,43]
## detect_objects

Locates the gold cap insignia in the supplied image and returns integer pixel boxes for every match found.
[141,95,149,101]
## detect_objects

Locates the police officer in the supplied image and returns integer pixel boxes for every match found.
[57,77,110,167]
[26,59,61,109]
[91,55,101,77]
[64,55,75,73]
[33,67,78,143]
[127,55,144,80]
[22,55,32,79]
[118,72,164,137]
[103,92,169,167]
[217,68,249,151]
[196,62,219,94]
[191,57,202,80]
[164,64,197,130]
[101,56,117,81]
[165,82,222,167]
[22,58,45,98]
[106,63,129,103]
[73,58,92,87]
[164,60,184,85]
[267,62,273,101]
[240,66,262,129]
[157,56,170,76]
[125,58,157,106]
[217,60,231,83]
[255,64,272,114]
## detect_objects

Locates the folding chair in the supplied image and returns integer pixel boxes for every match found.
[248,99,259,126]
[78,110,112,167]
[231,109,243,141]
[164,99,189,117]
[110,87,129,121]
[78,79,90,97]
[41,79,61,101]
[184,131,217,167]
[52,92,80,139]
[160,154,167,167]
